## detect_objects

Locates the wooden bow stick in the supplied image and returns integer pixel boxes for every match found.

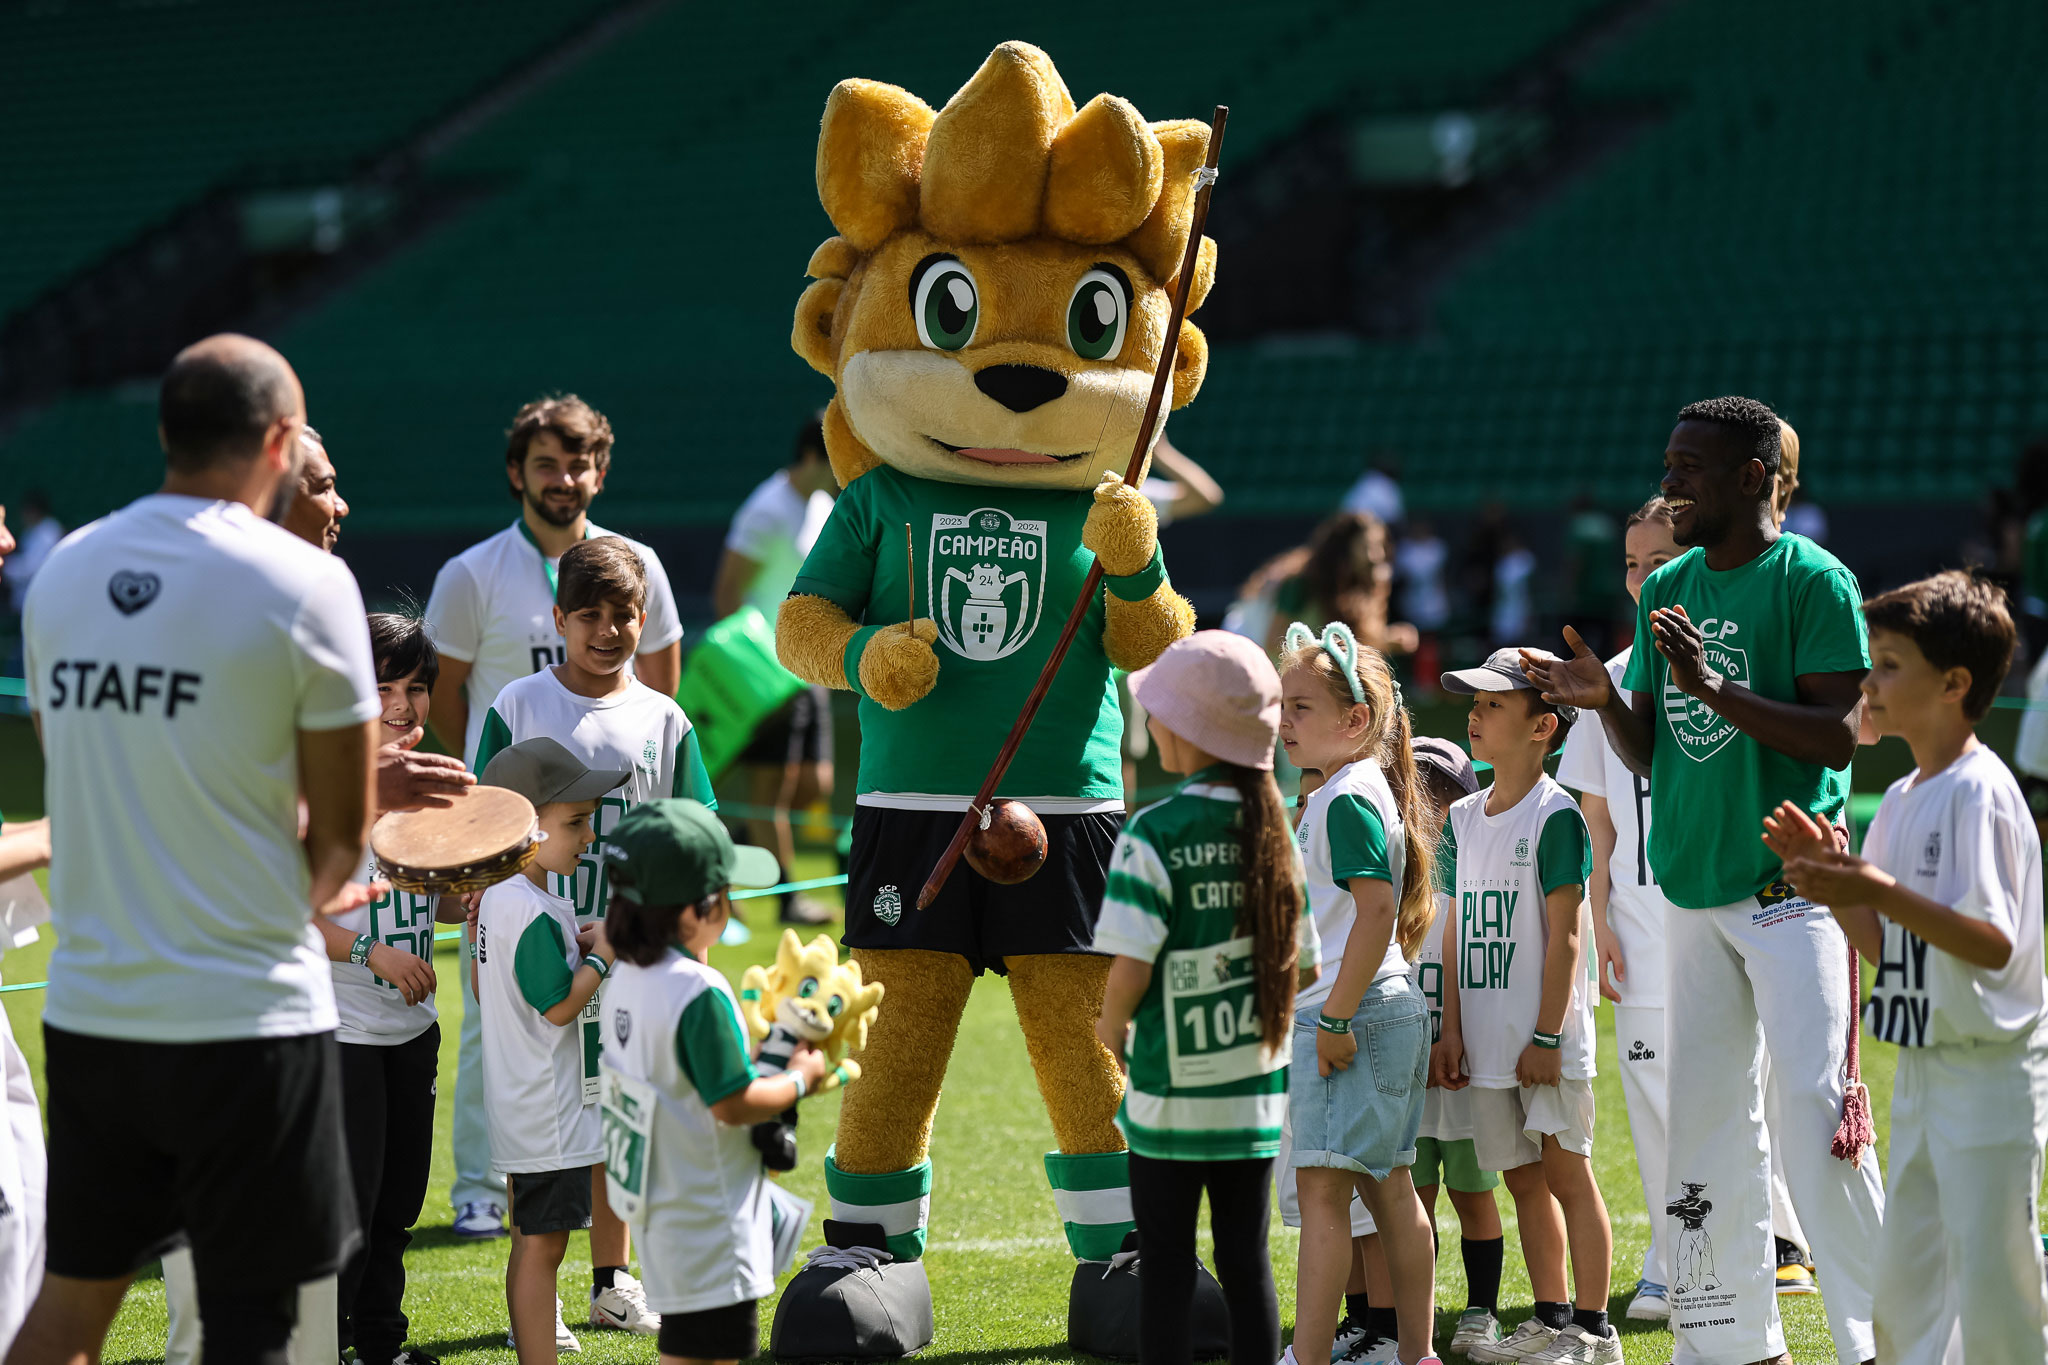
[918,104,1229,911]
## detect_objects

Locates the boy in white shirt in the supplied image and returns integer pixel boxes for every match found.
[473,738,631,1365]
[597,800,830,1365]
[1434,650,1619,1365]
[474,536,714,1330]
[1766,571,2048,1362]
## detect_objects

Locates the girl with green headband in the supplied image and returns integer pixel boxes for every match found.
[1276,622,1443,1365]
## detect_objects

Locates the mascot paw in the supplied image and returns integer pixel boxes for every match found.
[1082,473,1158,577]
[858,620,941,711]
[821,1058,862,1092]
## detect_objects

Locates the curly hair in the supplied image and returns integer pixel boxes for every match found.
[1676,395,1783,474]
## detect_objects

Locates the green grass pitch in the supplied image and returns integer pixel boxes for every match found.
[0,849,1911,1365]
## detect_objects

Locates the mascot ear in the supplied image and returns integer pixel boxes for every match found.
[922,41,1074,244]
[1125,119,1211,284]
[1165,235,1218,317]
[818,78,936,251]
[1171,318,1208,410]
[791,276,844,377]
[1044,94,1163,244]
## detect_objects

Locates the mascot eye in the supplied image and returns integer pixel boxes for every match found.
[797,977,819,998]
[1066,269,1128,362]
[826,995,845,1017]
[912,257,979,351]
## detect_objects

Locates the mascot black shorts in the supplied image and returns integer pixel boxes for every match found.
[842,805,1123,975]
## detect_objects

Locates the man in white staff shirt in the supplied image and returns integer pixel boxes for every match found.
[425,393,682,1240]
[15,334,380,1365]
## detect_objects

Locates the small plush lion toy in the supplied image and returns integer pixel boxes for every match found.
[739,930,884,1086]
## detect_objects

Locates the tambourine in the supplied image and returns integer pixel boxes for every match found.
[371,785,539,896]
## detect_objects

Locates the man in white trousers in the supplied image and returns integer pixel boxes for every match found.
[1527,396,1884,1365]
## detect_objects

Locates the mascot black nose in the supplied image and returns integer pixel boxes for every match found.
[974,364,1068,413]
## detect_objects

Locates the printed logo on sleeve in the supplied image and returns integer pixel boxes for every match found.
[1663,618,1747,762]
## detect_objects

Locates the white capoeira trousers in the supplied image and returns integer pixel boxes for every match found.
[1611,1004,1672,1290]
[1872,1030,2048,1364]
[0,1007,44,1358]
[1663,899,1884,1365]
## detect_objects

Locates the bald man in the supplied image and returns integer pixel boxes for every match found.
[277,427,349,553]
[17,334,377,1365]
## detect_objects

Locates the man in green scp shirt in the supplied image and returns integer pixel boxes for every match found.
[1522,397,1884,1365]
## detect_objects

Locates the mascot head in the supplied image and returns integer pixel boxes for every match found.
[739,930,885,1061]
[792,41,1216,492]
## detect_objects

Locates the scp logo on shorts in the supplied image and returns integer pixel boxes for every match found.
[1662,618,1747,762]
[873,884,903,927]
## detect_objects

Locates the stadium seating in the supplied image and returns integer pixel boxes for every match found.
[7,0,2039,527]
[0,0,1607,531]
[0,0,616,321]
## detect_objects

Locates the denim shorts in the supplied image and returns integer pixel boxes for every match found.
[1288,975,1429,1180]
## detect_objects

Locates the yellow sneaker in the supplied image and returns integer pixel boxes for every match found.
[1774,1238,1817,1296]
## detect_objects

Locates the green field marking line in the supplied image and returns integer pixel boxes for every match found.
[0,873,850,995]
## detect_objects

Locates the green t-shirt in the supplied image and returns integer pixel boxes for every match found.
[675,988,756,1106]
[1621,534,1867,908]
[1090,768,1318,1160]
[792,465,1149,803]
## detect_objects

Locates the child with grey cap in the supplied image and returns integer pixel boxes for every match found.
[1432,651,1620,1364]
[472,737,631,1365]
[595,800,829,1365]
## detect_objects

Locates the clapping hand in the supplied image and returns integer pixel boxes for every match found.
[1521,627,1612,710]
[1649,605,1711,697]
[319,879,387,917]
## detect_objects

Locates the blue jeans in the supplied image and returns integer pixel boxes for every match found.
[1288,975,1428,1180]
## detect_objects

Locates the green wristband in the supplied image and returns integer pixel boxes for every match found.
[1532,1030,1562,1050]
[583,954,610,982]
[1317,1013,1352,1035]
[1105,543,1169,602]
[349,934,375,966]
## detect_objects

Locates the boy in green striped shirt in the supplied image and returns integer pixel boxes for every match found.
[1094,633,1319,1365]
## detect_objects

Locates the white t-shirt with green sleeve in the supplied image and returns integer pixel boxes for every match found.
[599,947,775,1314]
[1091,769,1318,1161]
[476,873,602,1174]
[1295,757,1407,1012]
[1442,776,1596,1086]
[473,669,714,922]
[330,848,437,1045]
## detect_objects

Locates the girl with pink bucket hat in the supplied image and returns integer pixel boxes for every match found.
[1091,631,1323,1365]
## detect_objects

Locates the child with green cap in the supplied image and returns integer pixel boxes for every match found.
[597,799,830,1365]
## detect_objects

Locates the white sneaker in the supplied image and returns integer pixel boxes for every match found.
[1624,1281,1669,1322]
[505,1300,581,1353]
[452,1200,507,1238]
[1451,1308,1505,1353]
[588,1272,659,1333]
[1524,1325,1623,1365]
[1331,1318,1372,1359]
[1340,1340,1400,1363]
[1466,1317,1560,1363]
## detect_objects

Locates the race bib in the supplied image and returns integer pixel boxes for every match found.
[1162,935,1281,1087]
[598,1062,657,1226]
[581,985,604,1106]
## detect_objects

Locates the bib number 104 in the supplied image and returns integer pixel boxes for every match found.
[1162,936,1276,1088]
[1178,994,1260,1053]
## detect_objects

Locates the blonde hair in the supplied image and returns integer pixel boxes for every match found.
[1282,629,1438,959]
[1773,419,1801,524]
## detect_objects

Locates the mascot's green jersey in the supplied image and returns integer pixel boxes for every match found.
[792,466,1163,810]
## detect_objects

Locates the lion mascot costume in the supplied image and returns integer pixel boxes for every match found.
[770,40,1216,1358]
